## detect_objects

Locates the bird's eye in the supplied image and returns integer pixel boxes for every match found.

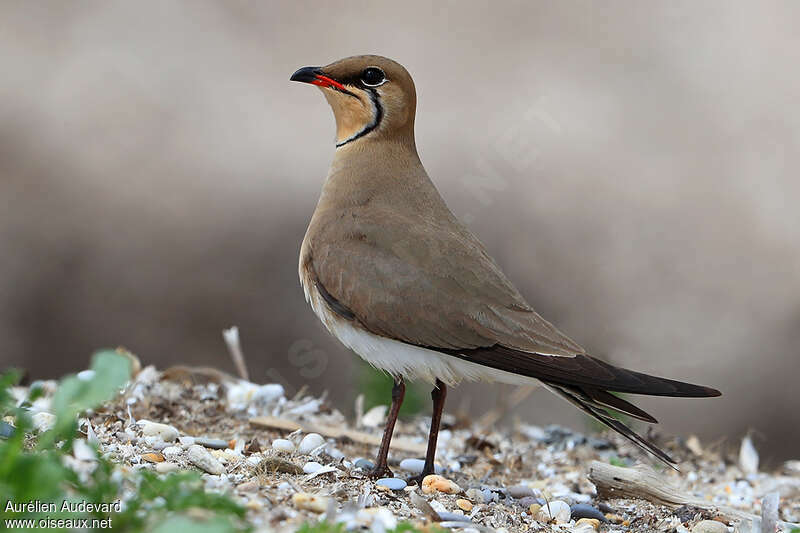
[360,67,386,87]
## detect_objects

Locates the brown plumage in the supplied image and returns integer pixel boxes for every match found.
[291,55,720,478]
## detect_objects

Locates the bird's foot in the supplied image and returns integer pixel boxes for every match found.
[406,470,436,486]
[366,464,393,480]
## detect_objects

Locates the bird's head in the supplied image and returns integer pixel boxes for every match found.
[290,55,416,148]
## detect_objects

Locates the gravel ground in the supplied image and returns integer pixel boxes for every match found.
[15,362,800,533]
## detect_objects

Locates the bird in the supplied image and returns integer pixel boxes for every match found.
[290,55,721,481]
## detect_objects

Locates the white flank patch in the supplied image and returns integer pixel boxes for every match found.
[301,274,535,387]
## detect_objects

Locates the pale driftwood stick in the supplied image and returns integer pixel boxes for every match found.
[475,383,539,430]
[249,415,426,454]
[588,461,799,530]
[222,327,249,381]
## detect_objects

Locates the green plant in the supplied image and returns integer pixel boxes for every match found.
[356,360,425,417]
[0,351,250,533]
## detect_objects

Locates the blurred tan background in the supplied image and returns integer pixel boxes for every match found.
[1,1,798,463]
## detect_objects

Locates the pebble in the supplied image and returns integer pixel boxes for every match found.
[31,412,56,433]
[141,452,165,463]
[194,437,230,450]
[575,518,601,531]
[376,478,407,491]
[0,420,14,438]
[691,520,728,533]
[354,458,375,470]
[292,492,330,513]
[421,474,461,495]
[298,433,325,454]
[155,462,180,474]
[162,446,182,457]
[303,461,323,474]
[507,484,534,499]
[360,405,387,427]
[178,436,195,447]
[518,496,544,508]
[437,512,471,523]
[456,499,473,512]
[529,503,541,516]
[570,504,607,522]
[140,421,179,442]
[187,444,225,475]
[398,458,442,474]
[271,439,295,453]
[535,500,571,524]
[328,447,345,460]
[257,384,285,403]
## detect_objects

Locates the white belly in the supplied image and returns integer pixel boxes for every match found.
[301,276,535,387]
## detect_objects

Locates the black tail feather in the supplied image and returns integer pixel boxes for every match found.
[546,383,678,469]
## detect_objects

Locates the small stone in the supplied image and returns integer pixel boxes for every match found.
[162,446,182,457]
[354,458,375,470]
[237,480,260,492]
[466,488,484,502]
[292,492,330,513]
[518,496,543,508]
[0,420,14,439]
[535,500,571,524]
[376,478,407,491]
[399,458,442,474]
[605,513,624,524]
[256,384,285,403]
[298,433,325,454]
[141,452,165,463]
[303,461,323,474]
[32,412,56,433]
[529,503,541,515]
[421,474,461,494]
[328,448,345,460]
[155,462,179,474]
[437,512,471,523]
[456,499,473,512]
[178,436,195,447]
[507,484,534,499]
[272,439,295,453]
[140,421,179,442]
[691,520,728,533]
[187,444,225,475]
[575,518,601,531]
[194,437,230,449]
[570,504,607,522]
[360,405,387,427]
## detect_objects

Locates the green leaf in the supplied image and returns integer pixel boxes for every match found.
[150,514,245,533]
[41,350,131,446]
[0,369,22,414]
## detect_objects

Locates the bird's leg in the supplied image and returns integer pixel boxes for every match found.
[367,377,405,479]
[408,379,447,485]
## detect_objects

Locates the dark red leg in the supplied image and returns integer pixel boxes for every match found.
[408,379,447,485]
[367,378,405,479]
